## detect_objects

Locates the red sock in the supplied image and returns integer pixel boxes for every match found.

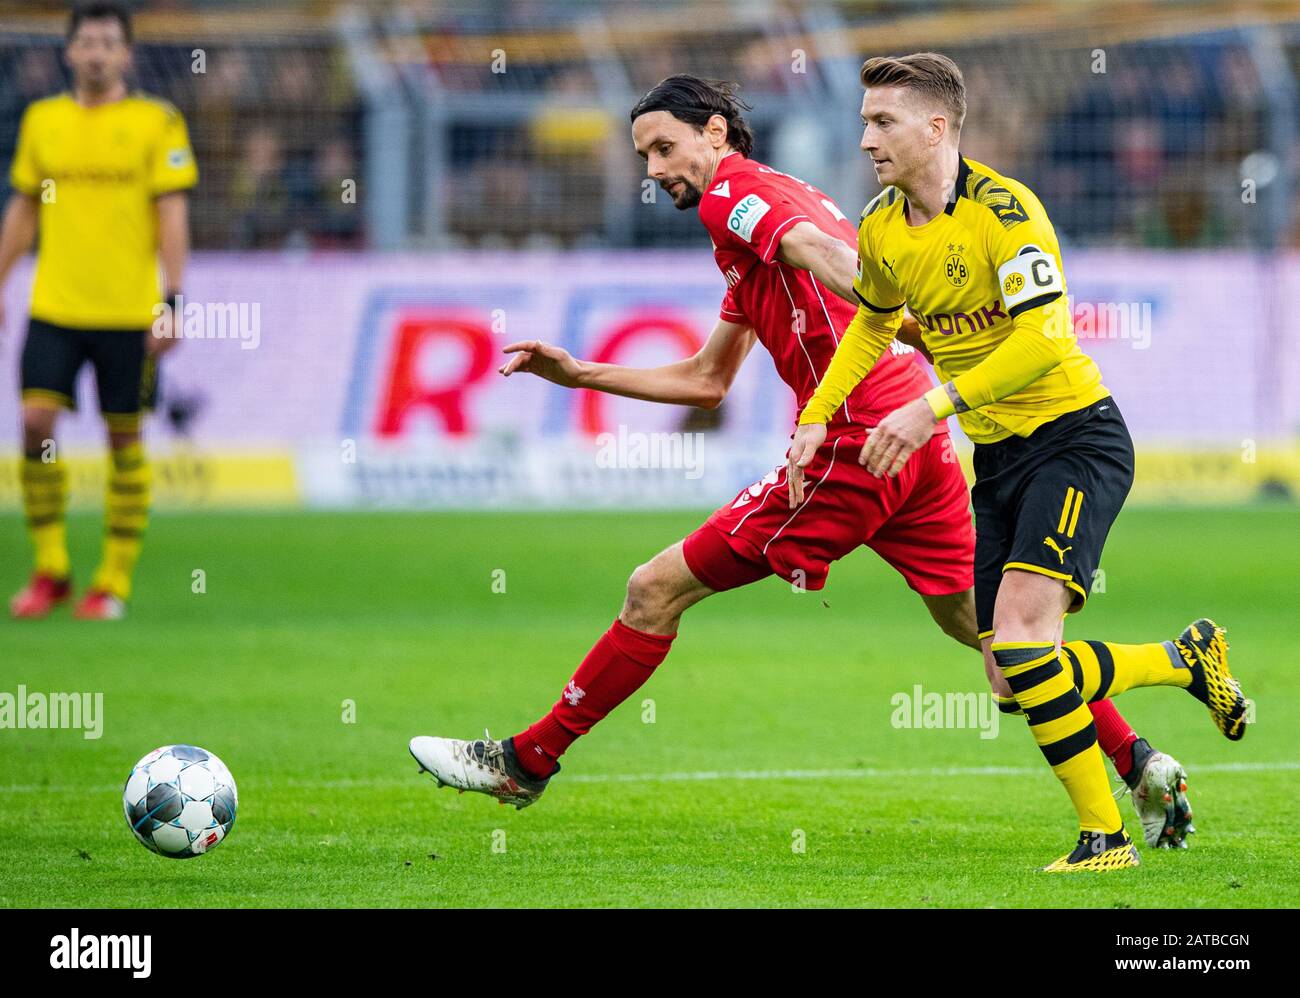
[511,618,675,780]
[1088,699,1138,779]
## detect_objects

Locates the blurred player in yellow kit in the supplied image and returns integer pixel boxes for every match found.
[788,53,1251,870]
[0,2,196,619]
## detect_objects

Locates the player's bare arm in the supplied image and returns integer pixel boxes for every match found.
[776,219,930,360]
[0,193,38,335]
[500,317,756,409]
[150,191,189,356]
[775,220,857,300]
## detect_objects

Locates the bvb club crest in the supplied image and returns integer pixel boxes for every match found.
[944,244,969,288]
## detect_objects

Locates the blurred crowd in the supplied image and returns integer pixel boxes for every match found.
[0,37,363,250]
[438,33,1297,251]
[0,6,1296,251]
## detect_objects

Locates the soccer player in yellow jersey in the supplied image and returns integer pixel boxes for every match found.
[787,53,1251,870]
[0,2,196,620]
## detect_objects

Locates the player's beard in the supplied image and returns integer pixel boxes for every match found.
[75,64,118,96]
[663,175,703,210]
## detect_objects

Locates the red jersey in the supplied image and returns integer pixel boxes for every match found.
[697,153,939,435]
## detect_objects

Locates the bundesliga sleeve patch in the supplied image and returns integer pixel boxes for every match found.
[726,194,771,244]
[997,245,1063,315]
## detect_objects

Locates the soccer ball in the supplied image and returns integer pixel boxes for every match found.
[122,744,238,859]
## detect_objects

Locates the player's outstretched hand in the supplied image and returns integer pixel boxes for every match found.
[786,422,826,508]
[499,339,585,388]
[860,398,936,477]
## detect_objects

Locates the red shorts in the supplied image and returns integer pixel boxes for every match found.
[682,432,974,596]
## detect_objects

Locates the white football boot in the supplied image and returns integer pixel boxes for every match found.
[1123,737,1195,849]
[409,730,557,809]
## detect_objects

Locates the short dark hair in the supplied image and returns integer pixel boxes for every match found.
[629,75,755,158]
[68,2,133,44]
[860,52,966,131]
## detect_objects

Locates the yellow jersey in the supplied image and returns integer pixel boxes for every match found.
[9,91,198,330]
[801,156,1107,443]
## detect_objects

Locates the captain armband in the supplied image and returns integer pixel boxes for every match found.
[996,245,1063,318]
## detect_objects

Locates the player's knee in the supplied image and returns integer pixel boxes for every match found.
[993,572,1069,639]
[991,595,1054,641]
[624,561,667,621]
[108,429,141,451]
[623,555,691,629]
[21,406,58,457]
[991,608,1047,642]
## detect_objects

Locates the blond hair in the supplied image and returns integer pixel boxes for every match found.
[860,52,966,132]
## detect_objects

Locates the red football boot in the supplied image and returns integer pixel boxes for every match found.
[10,573,72,619]
[73,588,127,621]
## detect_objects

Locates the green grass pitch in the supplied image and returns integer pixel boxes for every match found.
[0,506,1296,907]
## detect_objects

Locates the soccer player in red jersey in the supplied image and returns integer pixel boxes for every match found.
[409,77,1194,850]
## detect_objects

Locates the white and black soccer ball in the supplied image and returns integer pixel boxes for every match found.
[122,744,238,859]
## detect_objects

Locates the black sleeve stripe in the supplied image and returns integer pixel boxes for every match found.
[861,186,901,220]
[853,288,904,314]
[1007,290,1061,319]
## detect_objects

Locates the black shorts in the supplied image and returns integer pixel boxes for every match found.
[20,318,158,428]
[971,397,1135,637]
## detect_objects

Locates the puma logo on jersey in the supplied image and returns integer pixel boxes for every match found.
[1042,537,1072,564]
[563,681,586,706]
[881,255,899,281]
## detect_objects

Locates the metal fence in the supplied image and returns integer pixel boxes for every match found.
[0,0,1295,251]
[354,0,1298,251]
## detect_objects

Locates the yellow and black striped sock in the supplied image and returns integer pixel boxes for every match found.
[91,441,151,601]
[993,641,1123,834]
[21,454,70,578]
[1061,639,1191,701]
